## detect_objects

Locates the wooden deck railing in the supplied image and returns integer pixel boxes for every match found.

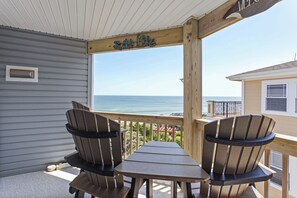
[94,113,296,197]
[207,100,242,118]
[265,134,297,198]
[95,112,184,158]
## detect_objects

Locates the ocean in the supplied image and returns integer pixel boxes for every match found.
[93,95,241,115]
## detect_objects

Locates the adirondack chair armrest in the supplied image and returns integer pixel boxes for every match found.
[205,132,275,147]
[210,165,274,186]
[64,152,114,176]
[258,162,276,176]
[66,124,119,139]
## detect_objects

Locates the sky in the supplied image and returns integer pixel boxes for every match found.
[94,0,297,97]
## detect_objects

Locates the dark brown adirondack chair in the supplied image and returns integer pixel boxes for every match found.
[64,109,130,198]
[72,101,90,111]
[71,101,127,156]
[199,115,275,198]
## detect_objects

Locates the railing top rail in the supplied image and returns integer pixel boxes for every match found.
[212,101,241,103]
[267,133,297,157]
[195,118,214,125]
[95,111,184,125]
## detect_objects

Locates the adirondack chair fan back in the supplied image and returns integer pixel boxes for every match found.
[72,101,90,111]
[65,109,129,197]
[200,115,275,197]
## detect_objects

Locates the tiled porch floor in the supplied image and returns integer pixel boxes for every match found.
[0,167,184,198]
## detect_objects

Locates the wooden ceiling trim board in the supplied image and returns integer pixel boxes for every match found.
[96,0,116,39]
[89,0,105,40]
[101,0,125,38]
[198,0,239,38]
[136,0,173,33]
[122,0,154,35]
[87,27,183,54]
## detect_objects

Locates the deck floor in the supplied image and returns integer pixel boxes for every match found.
[0,167,184,198]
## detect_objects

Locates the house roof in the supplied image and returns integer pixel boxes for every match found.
[0,0,228,41]
[227,61,297,81]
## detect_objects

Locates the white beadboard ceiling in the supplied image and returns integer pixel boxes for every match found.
[0,0,228,41]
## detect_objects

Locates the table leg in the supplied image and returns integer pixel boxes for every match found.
[128,178,144,198]
[146,179,153,198]
[180,182,193,198]
[171,181,177,198]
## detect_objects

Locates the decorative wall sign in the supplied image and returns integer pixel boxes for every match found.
[113,34,156,50]
[224,0,281,19]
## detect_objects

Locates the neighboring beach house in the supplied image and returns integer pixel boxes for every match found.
[227,60,297,197]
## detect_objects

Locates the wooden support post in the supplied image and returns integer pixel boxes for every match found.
[136,122,139,149]
[180,126,183,148]
[282,154,289,198]
[143,122,146,145]
[172,126,176,142]
[207,100,215,117]
[130,121,133,155]
[165,124,168,141]
[157,124,160,141]
[183,19,202,161]
[124,121,127,158]
[264,149,271,198]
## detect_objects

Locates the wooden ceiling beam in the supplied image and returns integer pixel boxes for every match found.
[198,0,239,38]
[87,27,183,54]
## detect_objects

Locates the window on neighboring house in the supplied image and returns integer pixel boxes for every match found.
[266,84,287,112]
[262,79,297,116]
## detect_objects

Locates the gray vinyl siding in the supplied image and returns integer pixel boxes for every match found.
[0,26,89,177]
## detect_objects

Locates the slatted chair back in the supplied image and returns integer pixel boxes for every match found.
[72,101,90,111]
[66,109,124,193]
[200,115,275,197]
[71,101,127,157]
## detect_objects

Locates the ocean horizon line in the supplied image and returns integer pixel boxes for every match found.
[94,95,241,98]
[93,95,241,115]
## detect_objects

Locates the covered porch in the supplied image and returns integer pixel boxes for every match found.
[0,0,296,197]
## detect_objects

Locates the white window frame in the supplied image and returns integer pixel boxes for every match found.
[262,78,297,117]
[6,65,38,83]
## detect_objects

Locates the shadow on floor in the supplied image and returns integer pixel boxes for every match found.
[0,167,185,198]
